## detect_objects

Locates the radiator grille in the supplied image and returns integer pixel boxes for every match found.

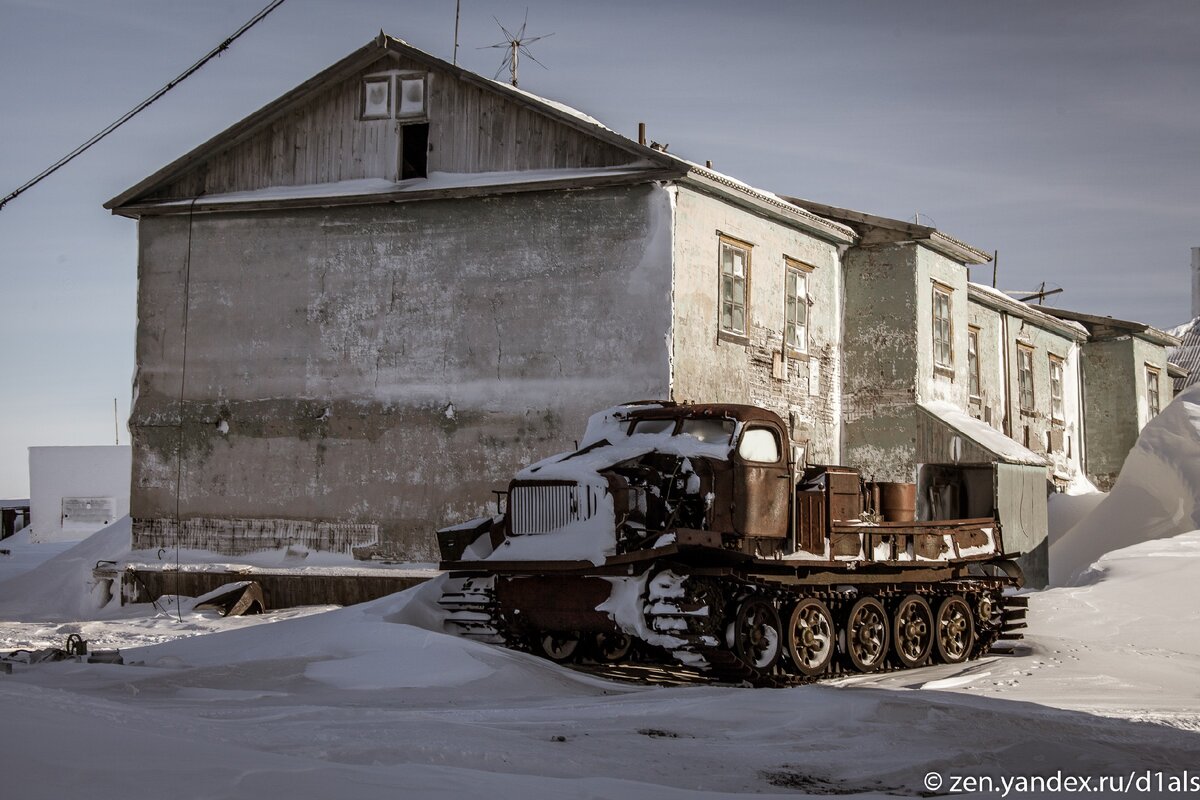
[509,482,600,535]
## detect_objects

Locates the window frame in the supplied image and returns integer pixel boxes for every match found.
[1146,364,1161,418]
[1048,354,1065,423]
[1017,343,1035,414]
[967,326,981,401]
[360,76,393,120]
[784,258,813,357]
[932,282,954,372]
[717,234,752,343]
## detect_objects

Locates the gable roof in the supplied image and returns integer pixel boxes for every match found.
[106,33,680,212]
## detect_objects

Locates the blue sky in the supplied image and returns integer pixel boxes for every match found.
[1,0,1197,497]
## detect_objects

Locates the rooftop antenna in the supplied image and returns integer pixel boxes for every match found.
[481,8,553,87]
[452,0,461,65]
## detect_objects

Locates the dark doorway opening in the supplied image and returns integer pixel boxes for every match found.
[401,123,429,180]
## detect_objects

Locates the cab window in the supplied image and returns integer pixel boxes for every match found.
[629,418,675,435]
[680,418,735,445]
[738,427,780,463]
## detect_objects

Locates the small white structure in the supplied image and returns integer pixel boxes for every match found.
[28,446,131,542]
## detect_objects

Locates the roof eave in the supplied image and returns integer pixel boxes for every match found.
[966,284,1089,342]
[680,171,857,245]
[113,166,684,218]
[779,195,990,264]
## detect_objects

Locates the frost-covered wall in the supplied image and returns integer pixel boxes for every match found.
[841,244,919,481]
[914,247,971,409]
[131,184,673,559]
[669,186,843,464]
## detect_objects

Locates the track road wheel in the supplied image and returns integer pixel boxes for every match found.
[785,597,835,677]
[892,594,934,668]
[592,631,632,663]
[935,595,975,664]
[539,631,580,663]
[728,598,783,670]
[844,597,889,673]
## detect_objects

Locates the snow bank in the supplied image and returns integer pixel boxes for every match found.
[1051,384,1200,585]
[0,517,131,621]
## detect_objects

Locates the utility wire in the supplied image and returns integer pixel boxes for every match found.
[0,0,289,212]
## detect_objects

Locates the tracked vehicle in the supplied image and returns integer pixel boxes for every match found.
[437,402,1026,684]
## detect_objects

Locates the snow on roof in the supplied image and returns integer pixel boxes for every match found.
[485,78,615,133]
[149,166,660,208]
[967,282,1089,340]
[920,400,1047,466]
[1168,317,1200,389]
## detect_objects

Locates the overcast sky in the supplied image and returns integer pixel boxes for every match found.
[1,0,1197,497]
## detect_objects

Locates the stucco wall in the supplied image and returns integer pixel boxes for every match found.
[914,247,971,408]
[1084,335,1174,490]
[841,244,919,481]
[131,183,674,559]
[1082,338,1136,490]
[669,186,843,464]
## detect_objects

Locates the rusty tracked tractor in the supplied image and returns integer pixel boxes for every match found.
[436,402,1027,685]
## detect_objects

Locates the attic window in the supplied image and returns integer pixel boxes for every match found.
[360,72,428,121]
[361,77,391,119]
[397,76,426,117]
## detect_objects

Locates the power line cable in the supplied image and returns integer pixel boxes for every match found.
[0,0,289,212]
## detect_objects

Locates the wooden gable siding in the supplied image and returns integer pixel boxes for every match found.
[145,54,635,203]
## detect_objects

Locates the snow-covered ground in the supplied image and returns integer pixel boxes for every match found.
[3,389,1200,798]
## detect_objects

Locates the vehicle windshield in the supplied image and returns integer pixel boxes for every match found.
[680,418,735,445]
[629,418,676,435]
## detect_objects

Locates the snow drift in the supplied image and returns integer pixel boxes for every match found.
[0,517,130,621]
[1051,383,1200,585]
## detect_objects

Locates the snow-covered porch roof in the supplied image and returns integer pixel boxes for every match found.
[918,401,1047,467]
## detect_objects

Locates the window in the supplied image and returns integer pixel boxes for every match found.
[784,259,812,355]
[396,76,426,118]
[1147,365,1161,418]
[967,327,981,415]
[933,284,953,369]
[719,236,751,337]
[1017,345,1035,413]
[738,427,780,463]
[681,418,735,445]
[1049,356,1065,422]
[360,72,428,121]
[361,76,392,119]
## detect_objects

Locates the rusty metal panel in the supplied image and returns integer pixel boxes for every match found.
[826,469,862,522]
[794,490,825,554]
[732,422,791,538]
[496,575,617,633]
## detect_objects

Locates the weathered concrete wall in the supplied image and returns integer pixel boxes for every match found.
[1081,338,1136,490]
[131,183,674,559]
[966,300,1006,428]
[1083,335,1174,490]
[670,186,843,464]
[914,247,970,409]
[841,244,919,481]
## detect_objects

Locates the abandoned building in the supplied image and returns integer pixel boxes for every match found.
[106,33,858,563]
[1041,307,1179,491]
[105,33,1168,591]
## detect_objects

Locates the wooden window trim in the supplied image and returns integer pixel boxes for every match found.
[717,234,752,340]
[967,326,981,402]
[784,257,814,358]
[932,284,954,371]
[1146,364,1162,417]
[1048,354,1066,424]
[360,76,392,120]
[394,72,430,122]
[1017,343,1035,414]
